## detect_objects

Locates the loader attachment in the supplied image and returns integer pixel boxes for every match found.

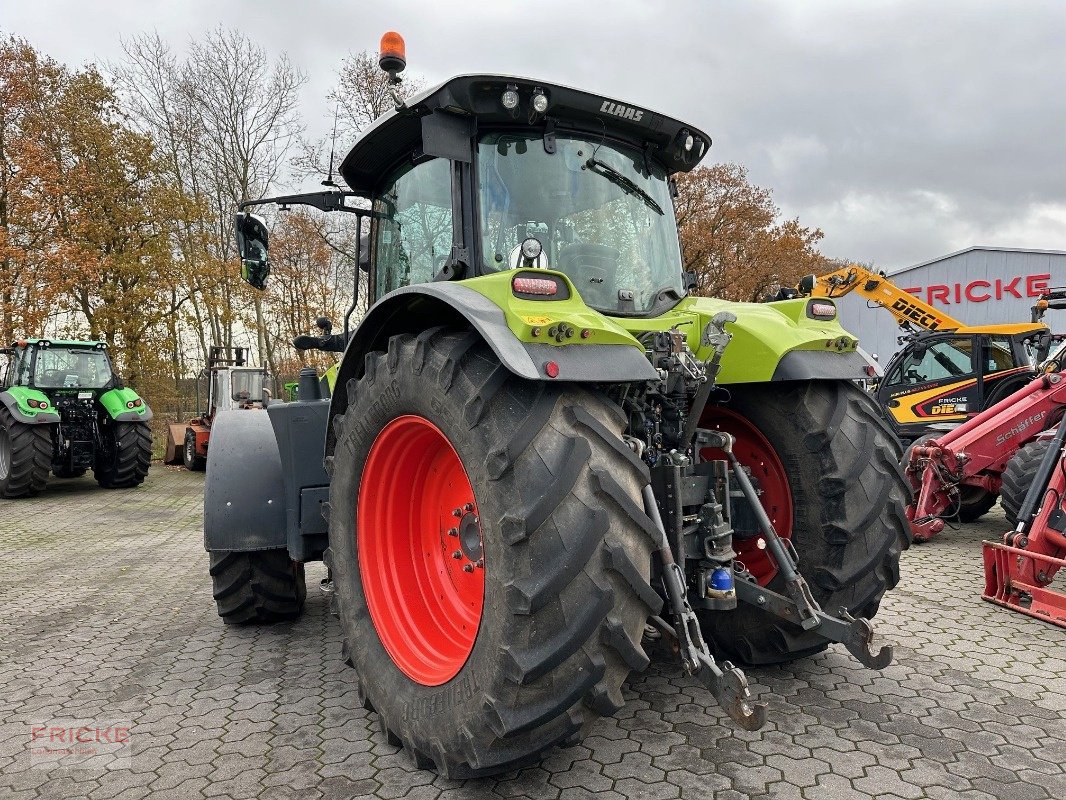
[981,420,1066,628]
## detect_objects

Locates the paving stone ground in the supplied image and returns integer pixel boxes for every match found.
[1,467,1064,800]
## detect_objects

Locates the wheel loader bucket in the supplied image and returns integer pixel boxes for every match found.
[163,423,188,464]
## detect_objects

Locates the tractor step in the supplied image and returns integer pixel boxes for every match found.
[982,541,1066,628]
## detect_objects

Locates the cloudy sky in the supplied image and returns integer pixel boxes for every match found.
[5,0,1065,268]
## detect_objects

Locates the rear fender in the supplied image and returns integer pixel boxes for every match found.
[203,410,287,554]
[99,387,153,422]
[671,295,868,383]
[0,388,60,424]
[327,278,658,454]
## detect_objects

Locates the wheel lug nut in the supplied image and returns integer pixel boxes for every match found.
[462,564,474,573]
[476,558,484,569]
[452,508,463,517]
[464,502,474,512]
[452,550,463,559]
[447,528,458,537]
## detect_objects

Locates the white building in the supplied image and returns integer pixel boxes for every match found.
[834,246,1066,364]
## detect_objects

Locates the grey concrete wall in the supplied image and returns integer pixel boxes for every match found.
[834,247,1066,366]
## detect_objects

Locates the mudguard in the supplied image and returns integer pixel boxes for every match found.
[0,388,60,424]
[203,410,287,553]
[99,387,153,422]
[327,279,659,450]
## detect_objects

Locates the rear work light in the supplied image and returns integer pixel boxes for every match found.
[808,301,837,319]
[512,276,558,296]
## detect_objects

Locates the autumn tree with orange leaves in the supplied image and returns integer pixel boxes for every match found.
[0,36,186,399]
[675,163,831,302]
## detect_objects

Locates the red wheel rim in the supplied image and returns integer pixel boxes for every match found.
[700,406,793,586]
[358,415,484,685]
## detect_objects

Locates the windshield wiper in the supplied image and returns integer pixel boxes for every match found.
[585,158,664,216]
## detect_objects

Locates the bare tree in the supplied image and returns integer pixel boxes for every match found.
[114,29,306,383]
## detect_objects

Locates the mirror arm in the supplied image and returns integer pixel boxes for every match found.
[238,190,367,214]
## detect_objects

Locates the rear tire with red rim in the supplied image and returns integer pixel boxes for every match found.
[699,381,910,666]
[327,329,660,777]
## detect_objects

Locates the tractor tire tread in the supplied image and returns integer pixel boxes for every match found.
[330,329,657,778]
[1001,439,1052,527]
[209,549,306,624]
[700,381,910,666]
[0,406,52,498]
[95,421,152,489]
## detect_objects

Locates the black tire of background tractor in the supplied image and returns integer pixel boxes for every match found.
[0,406,52,498]
[183,429,206,471]
[328,329,660,778]
[701,381,911,666]
[209,550,307,624]
[1001,439,1051,528]
[955,485,999,522]
[94,421,152,489]
[52,465,86,479]
[901,435,997,523]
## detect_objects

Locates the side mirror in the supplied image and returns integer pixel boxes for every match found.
[234,212,271,290]
[797,274,816,296]
[315,317,333,334]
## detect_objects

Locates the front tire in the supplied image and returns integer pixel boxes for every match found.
[209,550,306,624]
[0,406,52,498]
[700,381,911,665]
[328,330,660,777]
[183,429,206,471]
[94,420,152,488]
[1001,439,1051,527]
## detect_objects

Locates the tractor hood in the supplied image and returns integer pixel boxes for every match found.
[339,74,712,192]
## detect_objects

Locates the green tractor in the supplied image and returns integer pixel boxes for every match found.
[0,338,153,497]
[204,36,909,777]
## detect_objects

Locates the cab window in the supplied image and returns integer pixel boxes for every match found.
[984,336,1016,372]
[886,337,975,386]
[373,157,454,300]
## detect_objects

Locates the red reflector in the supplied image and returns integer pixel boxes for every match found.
[134,399,142,407]
[580,329,591,339]
[810,302,836,318]
[27,399,39,408]
[544,360,560,378]
[513,277,557,296]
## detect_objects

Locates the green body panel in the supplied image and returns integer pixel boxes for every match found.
[2,386,57,421]
[462,271,646,350]
[323,363,339,393]
[99,387,149,419]
[460,271,858,384]
[633,295,858,384]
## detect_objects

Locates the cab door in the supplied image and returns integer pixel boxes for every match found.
[977,334,1035,409]
[877,334,980,439]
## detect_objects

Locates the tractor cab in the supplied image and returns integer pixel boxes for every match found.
[3,339,116,393]
[198,347,271,415]
[236,73,710,324]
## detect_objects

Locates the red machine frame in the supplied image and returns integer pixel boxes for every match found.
[982,420,1066,628]
[906,371,1066,541]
